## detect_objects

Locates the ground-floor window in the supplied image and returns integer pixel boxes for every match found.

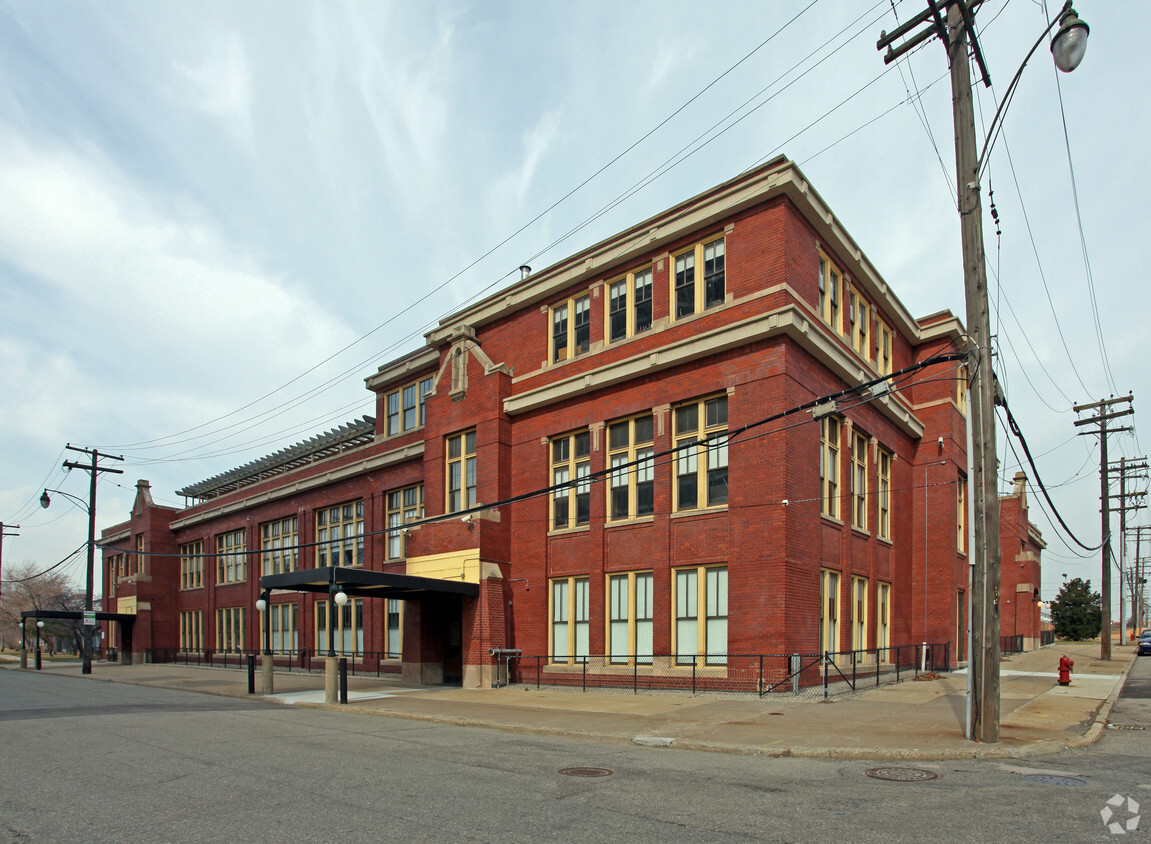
[384,599,402,659]
[260,603,297,653]
[215,607,246,653]
[851,576,868,652]
[877,582,891,655]
[820,569,840,657]
[607,571,653,664]
[180,610,203,652]
[673,565,727,666]
[315,598,364,655]
[550,577,589,664]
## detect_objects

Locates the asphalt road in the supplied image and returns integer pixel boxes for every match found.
[1,661,1148,843]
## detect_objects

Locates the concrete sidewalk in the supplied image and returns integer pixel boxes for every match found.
[6,640,1137,760]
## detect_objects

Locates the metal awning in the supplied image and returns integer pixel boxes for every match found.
[260,566,480,599]
[20,610,136,623]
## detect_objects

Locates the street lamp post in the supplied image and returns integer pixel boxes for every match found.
[255,590,274,694]
[878,2,1089,743]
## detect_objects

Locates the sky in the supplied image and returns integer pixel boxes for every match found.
[0,1,1146,615]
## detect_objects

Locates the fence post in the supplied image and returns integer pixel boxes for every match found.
[582,660,586,692]
[792,654,800,696]
[247,654,256,694]
[633,658,638,695]
[823,652,830,700]
[758,654,764,698]
[692,661,696,696]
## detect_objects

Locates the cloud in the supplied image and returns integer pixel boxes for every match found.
[173,31,255,147]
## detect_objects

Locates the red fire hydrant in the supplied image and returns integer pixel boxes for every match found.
[1058,654,1074,686]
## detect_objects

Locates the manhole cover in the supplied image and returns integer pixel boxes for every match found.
[559,767,613,778]
[1020,774,1088,787]
[865,767,938,782]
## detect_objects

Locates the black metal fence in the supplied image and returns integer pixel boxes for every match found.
[126,648,402,677]
[502,642,952,700]
[1040,629,1056,646]
[1000,634,1024,655]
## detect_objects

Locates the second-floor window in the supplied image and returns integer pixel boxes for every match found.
[820,416,841,518]
[674,395,729,511]
[673,236,726,319]
[957,474,967,553]
[447,430,477,513]
[851,431,868,530]
[386,484,424,560]
[849,288,870,360]
[261,516,298,576]
[818,252,841,329]
[608,414,654,521]
[180,542,203,589]
[551,294,591,362]
[385,376,434,436]
[876,319,893,376]
[317,501,364,567]
[216,529,246,584]
[877,448,893,540]
[551,430,590,530]
[607,267,653,343]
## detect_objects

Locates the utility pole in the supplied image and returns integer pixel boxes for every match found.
[1108,457,1147,642]
[0,522,19,600]
[1133,526,1151,632]
[1074,395,1135,659]
[62,445,124,675]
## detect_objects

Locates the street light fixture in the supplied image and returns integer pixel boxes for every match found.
[1052,7,1089,72]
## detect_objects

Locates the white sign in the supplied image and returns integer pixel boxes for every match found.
[83,610,96,627]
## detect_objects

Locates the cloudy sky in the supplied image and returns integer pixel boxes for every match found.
[1,1,1145,612]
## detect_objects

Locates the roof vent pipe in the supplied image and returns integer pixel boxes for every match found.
[519,265,531,280]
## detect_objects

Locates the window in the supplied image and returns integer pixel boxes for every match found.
[446,430,477,513]
[315,597,364,655]
[551,431,591,530]
[215,607,245,653]
[180,542,203,589]
[317,501,364,567]
[551,577,589,664]
[607,267,653,342]
[135,535,145,576]
[820,569,840,657]
[386,485,424,560]
[179,610,203,652]
[851,577,868,651]
[674,565,727,665]
[260,603,297,653]
[851,431,868,530]
[261,516,298,576]
[608,414,655,521]
[957,474,967,554]
[877,448,893,540]
[819,416,841,519]
[876,319,893,376]
[818,251,841,329]
[608,571,654,665]
[849,287,870,359]
[956,363,968,415]
[674,395,729,511]
[550,293,591,362]
[106,557,118,598]
[673,236,726,319]
[385,377,435,437]
[384,599,403,659]
[877,583,891,655]
[216,530,246,584]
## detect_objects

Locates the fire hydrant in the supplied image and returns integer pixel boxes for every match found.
[1058,654,1074,686]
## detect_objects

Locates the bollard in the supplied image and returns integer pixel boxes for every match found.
[339,657,348,704]
[35,649,42,671]
[247,654,256,694]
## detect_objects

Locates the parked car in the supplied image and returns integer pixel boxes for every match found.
[1138,632,1151,657]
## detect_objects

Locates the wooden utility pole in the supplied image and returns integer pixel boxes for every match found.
[1108,458,1147,642]
[0,522,19,600]
[1074,395,1134,659]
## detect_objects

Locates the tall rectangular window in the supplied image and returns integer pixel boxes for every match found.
[551,431,591,530]
[446,430,477,513]
[315,597,364,655]
[851,290,870,359]
[957,474,968,553]
[851,431,868,530]
[820,416,841,519]
[385,376,435,436]
[674,565,727,665]
[550,577,589,664]
[179,610,203,652]
[851,576,869,652]
[261,516,298,576]
[135,535,145,575]
[550,293,591,362]
[317,501,364,567]
[876,319,893,376]
[607,267,653,343]
[180,541,203,590]
[673,236,725,319]
[216,530,246,584]
[877,448,893,540]
[818,252,841,329]
[386,484,424,559]
[215,607,245,653]
[260,603,297,653]
[608,571,654,665]
[608,414,654,521]
[384,599,403,659]
[956,363,969,415]
[877,583,891,656]
[674,395,729,511]
[820,569,840,657]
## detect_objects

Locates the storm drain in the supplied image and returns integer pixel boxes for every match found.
[865,767,939,782]
[559,767,613,778]
[1020,774,1089,787]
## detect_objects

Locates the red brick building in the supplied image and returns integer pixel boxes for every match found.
[100,158,1032,687]
[999,471,1046,649]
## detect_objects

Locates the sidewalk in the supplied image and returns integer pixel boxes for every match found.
[6,640,1137,760]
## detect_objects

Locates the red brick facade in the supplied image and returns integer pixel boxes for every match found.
[99,158,1038,685]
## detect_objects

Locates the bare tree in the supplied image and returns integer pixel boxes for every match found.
[0,561,84,653]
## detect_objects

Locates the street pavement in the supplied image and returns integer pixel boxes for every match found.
[4,639,1138,761]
